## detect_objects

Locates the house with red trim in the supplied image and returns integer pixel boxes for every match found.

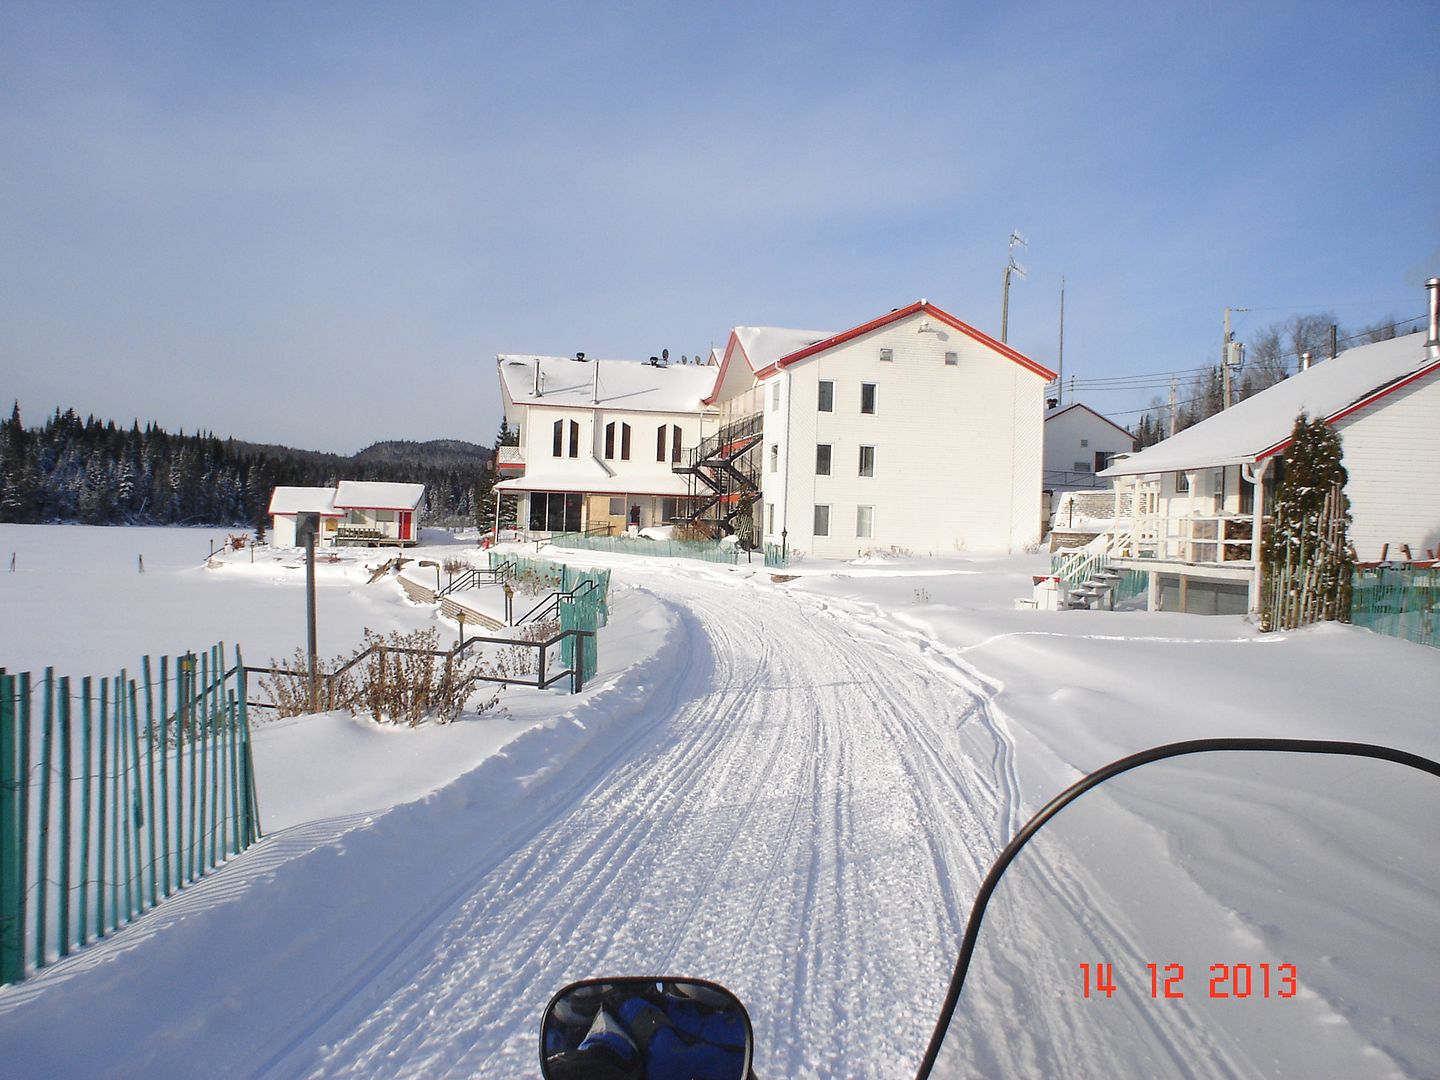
[491,300,1057,555]
[707,299,1057,557]
[268,481,425,547]
[1098,325,1440,615]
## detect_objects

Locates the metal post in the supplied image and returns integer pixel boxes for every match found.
[304,530,318,713]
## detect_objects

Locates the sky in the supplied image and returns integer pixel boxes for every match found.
[2,0,1437,454]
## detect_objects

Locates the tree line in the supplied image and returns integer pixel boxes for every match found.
[0,404,497,533]
[1132,312,1419,448]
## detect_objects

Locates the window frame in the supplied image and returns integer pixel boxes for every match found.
[860,382,877,415]
[814,503,831,537]
[858,445,875,477]
[818,380,834,412]
[816,443,832,476]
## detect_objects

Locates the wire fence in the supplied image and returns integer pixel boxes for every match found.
[1,645,260,986]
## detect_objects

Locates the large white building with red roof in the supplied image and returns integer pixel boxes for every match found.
[493,299,1057,556]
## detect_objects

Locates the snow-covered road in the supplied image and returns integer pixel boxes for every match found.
[0,560,1023,1079]
[279,568,1017,1078]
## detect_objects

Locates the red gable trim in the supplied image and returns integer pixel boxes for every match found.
[753,300,1058,382]
[701,333,749,406]
[1255,359,1440,462]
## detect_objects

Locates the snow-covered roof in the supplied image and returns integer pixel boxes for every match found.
[333,481,426,510]
[497,354,719,413]
[730,326,835,371]
[1102,332,1439,476]
[268,486,340,516]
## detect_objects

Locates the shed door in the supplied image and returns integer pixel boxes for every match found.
[399,510,413,541]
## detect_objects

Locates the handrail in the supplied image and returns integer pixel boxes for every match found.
[516,576,602,626]
[433,560,515,600]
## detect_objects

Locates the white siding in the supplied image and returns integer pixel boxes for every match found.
[762,312,1046,557]
[1335,375,1440,561]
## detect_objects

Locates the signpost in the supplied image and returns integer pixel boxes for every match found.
[295,512,320,712]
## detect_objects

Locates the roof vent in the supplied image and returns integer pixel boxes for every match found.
[1427,277,1439,350]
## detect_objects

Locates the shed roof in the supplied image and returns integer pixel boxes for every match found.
[333,481,426,510]
[268,487,340,516]
[1102,331,1438,476]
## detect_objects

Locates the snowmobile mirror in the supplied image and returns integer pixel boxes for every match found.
[540,977,753,1080]
[919,740,1440,1079]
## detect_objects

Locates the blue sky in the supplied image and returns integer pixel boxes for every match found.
[3,1,1437,453]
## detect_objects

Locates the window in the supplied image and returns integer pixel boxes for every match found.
[621,423,631,461]
[661,497,678,521]
[769,444,778,473]
[816,444,832,475]
[856,505,874,538]
[609,497,624,516]
[657,424,667,462]
[1175,471,1190,494]
[771,383,781,411]
[568,420,579,458]
[944,352,958,366]
[528,492,582,533]
[1073,461,1090,472]
[672,425,682,463]
[858,445,875,477]
[879,347,893,362]
[766,502,775,534]
[814,504,830,537]
[818,380,834,412]
[1094,451,1114,473]
[1080,438,1090,448]
[605,422,615,459]
[552,419,563,457]
[860,383,877,414]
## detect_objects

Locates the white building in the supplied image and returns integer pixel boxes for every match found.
[267,481,425,547]
[711,299,1056,558]
[1097,319,1440,615]
[492,353,720,535]
[1043,402,1135,492]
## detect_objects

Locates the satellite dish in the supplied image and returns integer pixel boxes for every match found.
[662,348,669,361]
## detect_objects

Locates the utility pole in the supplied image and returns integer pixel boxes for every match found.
[1168,378,1178,438]
[1001,231,1027,343]
[1222,305,1248,409]
[1055,276,1066,406]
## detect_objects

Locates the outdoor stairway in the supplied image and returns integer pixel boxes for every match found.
[1064,568,1125,610]
[440,596,504,631]
[674,413,763,534]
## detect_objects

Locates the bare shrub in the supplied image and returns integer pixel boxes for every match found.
[259,647,359,718]
[674,521,713,541]
[352,627,499,726]
[442,556,469,577]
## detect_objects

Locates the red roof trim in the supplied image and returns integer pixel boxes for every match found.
[702,333,749,406]
[333,502,425,511]
[1255,359,1440,462]
[752,300,1058,382]
[497,483,698,497]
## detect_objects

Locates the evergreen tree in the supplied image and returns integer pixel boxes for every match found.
[1261,413,1353,630]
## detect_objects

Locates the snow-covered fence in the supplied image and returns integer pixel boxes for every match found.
[0,645,261,986]
[544,532,739,566]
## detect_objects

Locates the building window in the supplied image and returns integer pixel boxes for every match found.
[621,423,631,460]
[859,445,875,477]
[944,352,958,366]
[766,502,775,534]
[568,420,579,458]
[879,347,893,362]
[552,419,563,458]
[1073,461,1090,472]
[856,505,874,538]
[605,422,615,459]
[672,425,682,463]
[818,380,834,412]
[816,444,832,475]
[771,383,781,411]
[1080,438,1090,448]
[769,444,778,473]
[609,497,624,515]
[657,424,666,462]
[814,504,830,537]
[860,383,877,414]
[1175,471,1190,494]
[661,497,678,521]
[528,491,582,533]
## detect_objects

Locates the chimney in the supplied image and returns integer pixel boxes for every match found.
[534,361,543,397]
[1300,351,1312,372]
[1427,277,1440,351]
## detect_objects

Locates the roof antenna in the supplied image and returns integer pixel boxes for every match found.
[1001,230,1027,343]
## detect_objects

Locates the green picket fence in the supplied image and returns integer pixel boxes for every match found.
[492,553,611,629]
[0,644,261,986]
[560,587,603,688]
[1350,566,1439,649]
[763,543,789,570]
[546,532,739,566]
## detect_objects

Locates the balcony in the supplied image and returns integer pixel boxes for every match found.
[1116,513,1258,568]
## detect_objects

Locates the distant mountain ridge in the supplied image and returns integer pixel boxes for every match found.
[232,438,491,470]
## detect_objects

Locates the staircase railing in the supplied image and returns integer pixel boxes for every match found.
[434,560,515,600]
[516,576,603,626]
[1050,531,1117,588]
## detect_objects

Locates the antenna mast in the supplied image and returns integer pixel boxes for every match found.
[1001,230,1027,344]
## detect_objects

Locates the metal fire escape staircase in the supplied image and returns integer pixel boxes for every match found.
[673,413,763,535]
